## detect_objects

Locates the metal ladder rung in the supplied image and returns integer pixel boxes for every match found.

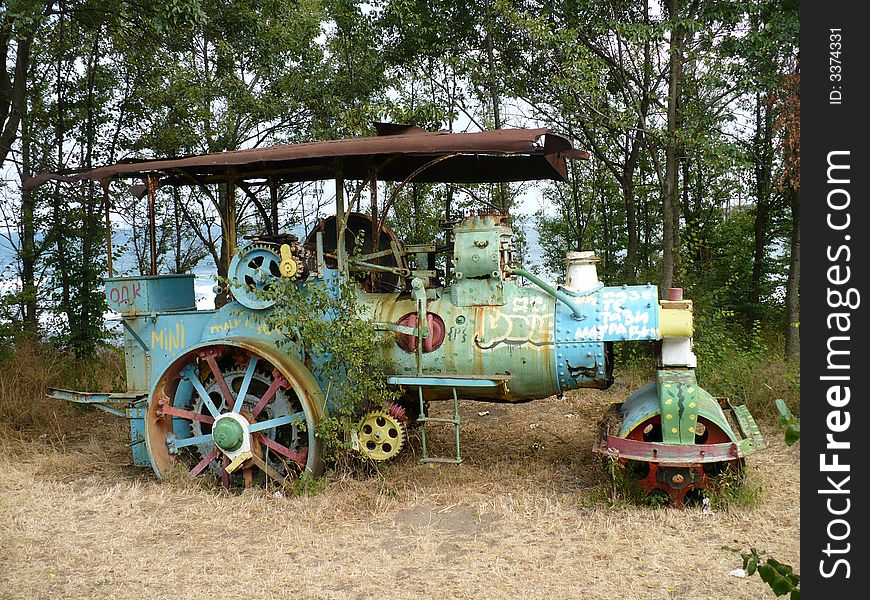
[422,457,463,464]
[417,385,462,464]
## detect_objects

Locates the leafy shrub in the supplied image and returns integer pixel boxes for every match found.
[261,277,400,470]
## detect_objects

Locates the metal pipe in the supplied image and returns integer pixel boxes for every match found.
[511,267,586,321]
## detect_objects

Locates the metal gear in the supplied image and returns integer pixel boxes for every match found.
[227,243,284,309]
[357,410,406,461]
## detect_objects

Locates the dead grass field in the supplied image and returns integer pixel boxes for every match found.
[0,378,799,600]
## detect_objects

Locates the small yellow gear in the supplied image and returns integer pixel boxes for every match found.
[357,411,405,461]
[279,244,299,278]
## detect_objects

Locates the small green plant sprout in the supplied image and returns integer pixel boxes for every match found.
[725,546,800,599]
[775,399,800,446]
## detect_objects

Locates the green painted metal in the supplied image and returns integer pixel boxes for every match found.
[363,282,560,400]
[656,370,702,444]
[213,418,244,452]
[732,402,767,452]
[511,267,585,321]
[452,215,510,280]
[619,371,739,446]
[416,384,463,464]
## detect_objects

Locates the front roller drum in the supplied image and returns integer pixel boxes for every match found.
[595,380,764,505]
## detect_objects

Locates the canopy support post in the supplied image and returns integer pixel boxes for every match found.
[269,176,279,234]
[335,172,346,274]
[147,175,158,275]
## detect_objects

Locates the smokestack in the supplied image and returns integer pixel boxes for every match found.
[565,251,601,293]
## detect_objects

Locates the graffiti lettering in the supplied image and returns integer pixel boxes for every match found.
[447,326,467,343]
[207,317,275,337]
[108,281,143,306]
[475,307,553,351]
[571,324,659,342]
[151,322,186,351]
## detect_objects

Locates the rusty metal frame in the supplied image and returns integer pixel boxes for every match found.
[596,435,744,463]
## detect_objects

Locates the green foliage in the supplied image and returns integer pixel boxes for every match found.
[775,399,800,446]
[692,310,799,423]
[260,277,399,468]
[727,547,800,599]
[600,458,673,509]
[704,466,761,511]
[598,457,646,507]
[281,471,326,496]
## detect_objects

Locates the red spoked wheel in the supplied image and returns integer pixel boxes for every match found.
[145,342,324,488]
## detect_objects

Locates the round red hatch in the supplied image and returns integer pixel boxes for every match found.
[395,312,446,353]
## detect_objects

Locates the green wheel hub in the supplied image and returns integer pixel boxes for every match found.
[213,417,245,452]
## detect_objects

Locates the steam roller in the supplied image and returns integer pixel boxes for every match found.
[34,127,765,503]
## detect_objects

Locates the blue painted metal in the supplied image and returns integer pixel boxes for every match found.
[552,284,659,393]
[105,274,196,316]
[618,383,660,438]
[248,411,305,433]
[126,407,149,466]
[181,364,221,418]
[233,357,259,413]
[387,376,504,388]
[170,433,214,452]
[554,284,660,343]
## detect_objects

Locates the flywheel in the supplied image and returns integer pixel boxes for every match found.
[227,243,284,309]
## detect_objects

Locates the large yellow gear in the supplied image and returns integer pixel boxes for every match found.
[357,411,405,461]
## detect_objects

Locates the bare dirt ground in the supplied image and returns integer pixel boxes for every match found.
[0,379,799,600]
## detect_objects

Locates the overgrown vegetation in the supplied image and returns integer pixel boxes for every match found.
[0,338,124,434]
[599,456,760,511]
[260,277,400,471]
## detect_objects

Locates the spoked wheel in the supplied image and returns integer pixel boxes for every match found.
[146,342,324,488]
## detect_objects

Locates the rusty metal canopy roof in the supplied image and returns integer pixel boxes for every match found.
[24,127,587,191]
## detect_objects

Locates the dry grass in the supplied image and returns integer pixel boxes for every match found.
[0,372,799,600]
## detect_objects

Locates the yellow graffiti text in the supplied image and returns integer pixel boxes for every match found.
[151,323,186,351]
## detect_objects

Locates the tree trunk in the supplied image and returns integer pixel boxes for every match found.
[784,184,800,359]
[52,7,72,332]
[748,93,773,325]
[20,92,37,335]
[623,52,649,284]
[0,19,34,167]
[484,0,508,213]
[661,0,684,295]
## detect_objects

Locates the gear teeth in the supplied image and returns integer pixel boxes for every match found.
[357,410,406,461]
[386,402,408,422]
